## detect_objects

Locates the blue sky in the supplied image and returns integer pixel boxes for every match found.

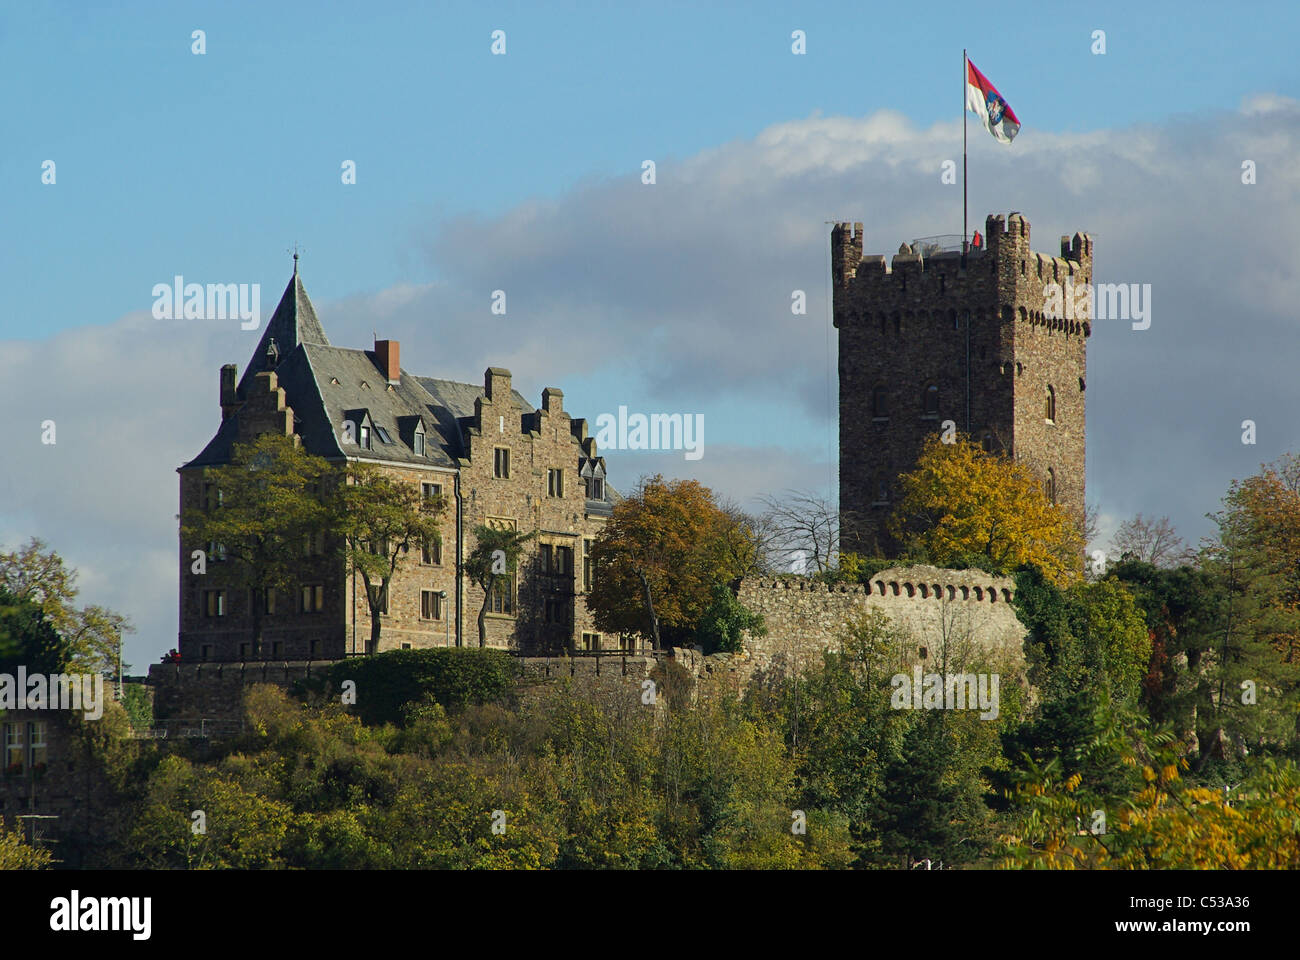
[3,1,1299,666]
[6,0,1296,334]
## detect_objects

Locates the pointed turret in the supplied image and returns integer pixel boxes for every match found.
[237,260,330,394]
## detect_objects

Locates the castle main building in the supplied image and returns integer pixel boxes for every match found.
[833,212,1092,554]
[178,262,616,660]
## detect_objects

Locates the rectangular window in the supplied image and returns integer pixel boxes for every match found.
[203,484,223,512]
[548,468,563,497]
[590,477,604,500]
[422,482,442,501]
[421,590,444,621]
[203,590,225,618]
[301,584,324,613]
[494,447,510,479]
[264,588,276,616]
[544,598,571,626]
[582,539,594,592]
[488,577,514,615]
[207,540,226,562]
[4,723,23,775]
[271,641,283,658]
[239,642,250,659]
[540,544,553,574]
[413,432,425,456]
[556,545,574,577]
[401,643,412,650]
[200,644,213,661]
[310,638,321,658]
[581,632,601,651]
[359,424,371,449]
[421,536,442,565]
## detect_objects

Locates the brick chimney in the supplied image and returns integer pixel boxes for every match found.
[375,339,400,385]
[541,387,563,415]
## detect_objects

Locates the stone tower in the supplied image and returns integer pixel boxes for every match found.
[833,212,1093,555]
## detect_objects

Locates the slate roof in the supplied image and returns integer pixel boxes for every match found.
[238,267,331,396]
[183,271,548,473]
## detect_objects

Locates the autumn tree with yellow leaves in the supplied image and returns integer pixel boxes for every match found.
[888,436,1084,585]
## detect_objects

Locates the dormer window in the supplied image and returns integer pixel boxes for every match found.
[359,424,371,450]
[591,477,604,500]
[413,430,425,456]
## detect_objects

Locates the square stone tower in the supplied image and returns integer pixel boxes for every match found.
[833,212,1093,555]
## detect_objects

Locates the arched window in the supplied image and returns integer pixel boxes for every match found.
[922,384,939,416]
[872,386,889,418]
[1045,468,1056,504]
[1045,385,1056,423]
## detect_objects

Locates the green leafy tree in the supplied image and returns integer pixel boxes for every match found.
[694,583,767,654]
[464,525,535,648]
[0,538,132,672]
[336,462,447,654]
[181,433,333,658]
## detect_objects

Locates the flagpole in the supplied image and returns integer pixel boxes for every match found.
[962,48,968,266]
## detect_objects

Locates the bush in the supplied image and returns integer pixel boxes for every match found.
[319,648,516,726]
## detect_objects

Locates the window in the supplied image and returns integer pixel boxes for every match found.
[548,468,563,498]
[619,635,636,653]
[376,584,389,615]
[264,588,276,616]
[203,484,223,511]
[873,474,890,505]
[421,590,444,620]
[203,590,225,618]
[1045,385,1056,423]
[375,426,393,444]
[544,598,571,626]
[310,638,321,657]
[422,482,442,501]
[207,540,226,562]
[582,539,594,592]
[239,642,250,659]
[200,644,213,661]
[1045,468,1057,504]
[555,545,574,577]
[302,531,325,556]
[271,641,283,658]
[4,723,23,774]
[401,643,412,650]
[872,386,889,419]
[494,447,510,479]
[488,577,514,615]
[301,584,325,613]
[581,632,601,651]
[540,544,553,574]
[590,477,604,500]
[359,424,371,450]
[922,384,939,417]
[413,430,425,456]
[421,536,442,565]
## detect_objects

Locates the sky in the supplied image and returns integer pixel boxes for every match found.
[2,0,1298,668]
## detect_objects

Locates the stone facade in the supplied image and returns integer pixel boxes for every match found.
[737,565,1026,677]
[176,267,620,663]
[833,212,1092,554]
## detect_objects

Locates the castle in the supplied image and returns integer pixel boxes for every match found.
[833,212,1092,554]
[177,260,617,660]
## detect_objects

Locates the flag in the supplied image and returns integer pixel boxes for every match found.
[966,58,1019,144]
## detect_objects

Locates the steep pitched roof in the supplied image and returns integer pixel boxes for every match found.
[237,266,330,395]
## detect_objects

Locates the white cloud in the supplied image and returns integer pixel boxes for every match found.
[5,97,1300,664]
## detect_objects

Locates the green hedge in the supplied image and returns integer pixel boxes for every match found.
[317,648,516,726]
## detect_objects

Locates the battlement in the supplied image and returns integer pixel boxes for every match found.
[831,212,1093,293]
[741,566,1015,604]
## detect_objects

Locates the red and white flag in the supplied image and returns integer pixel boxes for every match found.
[966,58,1020,144]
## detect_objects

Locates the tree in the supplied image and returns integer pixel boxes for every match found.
[0,538,132,672]
[889,436,1084,585]
[336,463,447,654]
[181,434,332,658]
[694,583,767,655]
[464,525,535,648]
[758,490,840,574]
[1110,513,1192,568]
[0,825,53,870]
[588,475,757,650]
[0,586,74,675]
